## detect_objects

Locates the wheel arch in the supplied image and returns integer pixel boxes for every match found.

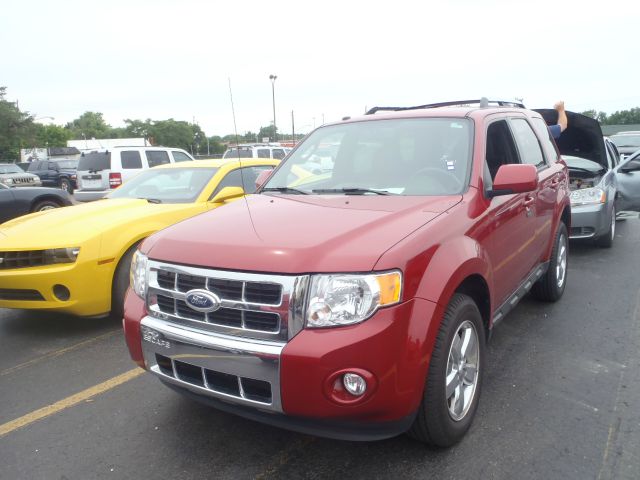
[29,195,64,211]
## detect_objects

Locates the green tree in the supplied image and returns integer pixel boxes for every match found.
[607,108,640,125]
[581,109,609,124]
[0,86,37,160]
[35,124,72,148]
[258,124,277,142]
[66,111,112,139]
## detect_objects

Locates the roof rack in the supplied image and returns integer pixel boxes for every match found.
[365,98,526,115]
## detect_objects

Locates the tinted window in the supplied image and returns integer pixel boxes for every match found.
[56,160,78,169]
[172,151,192,162]
[223,148,253,159]
[121,151,143,169]
[27,161,41,171]
[48,162,59,171]
[485,120,520,180]
[146,150,171,168]
[511,119,545,167]
[78,152,111,171]
[257,149,270,158]
[272,149,285,159]
[531,117,560,163]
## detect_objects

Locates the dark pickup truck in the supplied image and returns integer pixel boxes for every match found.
[27,159,78,193]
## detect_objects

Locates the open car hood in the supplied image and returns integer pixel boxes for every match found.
[535,109,607,168]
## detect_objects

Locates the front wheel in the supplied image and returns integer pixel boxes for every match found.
[32,199,61,212]
[595,206,615,248]
[408,293,485,447]
[111,245,138,319]
[531,222,568,302]
[60,178,73,194]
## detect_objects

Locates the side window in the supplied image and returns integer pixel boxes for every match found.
[172,151,192,162]
[121,151,143,169]
[48,162,58,171]
[27,161,40,171]
[531,117,560,163]
[272,149,285,159]
[146,150,171,168]
[510,118,546,168]
[209,166,275,199]
[485,120,520,180]
[606,141,619,167]
[257,149,270,158]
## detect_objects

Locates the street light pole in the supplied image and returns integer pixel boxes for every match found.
[269,74,277,142]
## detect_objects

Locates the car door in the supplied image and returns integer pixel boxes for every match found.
[27,161,47,185]
[615,153,640,211]
[482,118,540,306]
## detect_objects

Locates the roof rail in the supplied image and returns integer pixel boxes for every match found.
[365,98,526,115]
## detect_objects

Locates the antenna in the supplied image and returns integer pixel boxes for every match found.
[228,77,261,240]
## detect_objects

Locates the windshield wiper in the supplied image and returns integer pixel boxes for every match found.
[139,197,162,204]
[261,187,308,195]
[312,188,392,195]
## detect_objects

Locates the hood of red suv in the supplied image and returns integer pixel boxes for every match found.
[143,193,461,273]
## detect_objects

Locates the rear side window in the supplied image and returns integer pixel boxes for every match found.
[257,149,270,158]
[172,151,192,162]
[27,162,40,171]
[510,119,545,167]
[272,149,285,159]
[146,150,171,168]
[531,117,560,163]
[78,152,111,171]
[121,151,143,169]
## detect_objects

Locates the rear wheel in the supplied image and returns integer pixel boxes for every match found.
[60,178,73,194]
[32,199,61,212]
[408,293,485,447]
[595,206,615,248]
[111,245,138,319]
[531,222,568,302]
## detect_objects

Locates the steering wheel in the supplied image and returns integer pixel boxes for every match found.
[413,166,463,191]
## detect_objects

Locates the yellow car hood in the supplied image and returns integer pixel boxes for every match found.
[0,198,203,250]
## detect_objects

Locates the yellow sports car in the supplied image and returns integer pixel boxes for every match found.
[0,159,278,318]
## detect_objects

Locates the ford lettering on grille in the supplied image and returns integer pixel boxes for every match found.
[185,289,221,312]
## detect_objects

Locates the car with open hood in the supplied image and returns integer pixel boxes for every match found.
[0,159,278,318]
[536,110,632,247]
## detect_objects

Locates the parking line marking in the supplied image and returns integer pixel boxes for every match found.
[0,368,144,437]
[0,329,121,377]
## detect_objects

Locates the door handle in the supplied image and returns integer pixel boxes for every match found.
[523,195,535,206]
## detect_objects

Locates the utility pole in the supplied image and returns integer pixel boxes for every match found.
[269,74,277,142]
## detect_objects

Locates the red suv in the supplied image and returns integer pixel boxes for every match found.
[123,99,570,447]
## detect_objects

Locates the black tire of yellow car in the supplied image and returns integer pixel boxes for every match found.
[111,244,139,320]
[407,293,485,447]
[531,222,568,302]
[32,199,61,212]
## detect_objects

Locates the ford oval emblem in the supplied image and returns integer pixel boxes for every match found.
[185,289,222,313]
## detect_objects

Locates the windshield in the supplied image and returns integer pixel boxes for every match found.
[107,167,218,203]
[610,134,640,148]
[78,152,110,171]
[264,118,472,195]
[0,164,23,174]
[56,160,78,169]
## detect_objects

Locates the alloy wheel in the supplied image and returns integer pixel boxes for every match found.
[445,320,480,421]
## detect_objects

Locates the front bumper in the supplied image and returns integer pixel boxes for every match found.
[125,294,437,440]
[0,258,113,316]
[569,202,609,239]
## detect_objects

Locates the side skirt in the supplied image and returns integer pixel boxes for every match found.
[491,261,549,329]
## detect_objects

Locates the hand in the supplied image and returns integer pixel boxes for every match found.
[554,101,565,112]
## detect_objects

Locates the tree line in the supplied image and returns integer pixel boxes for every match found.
[0,86,304,161]
[580,108,640,125]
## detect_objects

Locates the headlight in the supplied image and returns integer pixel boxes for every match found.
[306,271,402,328]
[570,187,605,206]
[1,178,13,185]
[130,250,148,299]
[44,247,80,264]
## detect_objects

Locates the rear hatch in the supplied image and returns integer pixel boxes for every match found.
[77,152,111,191]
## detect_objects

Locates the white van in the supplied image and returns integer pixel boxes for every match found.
[222,144,291,160]
[74,146,194,202]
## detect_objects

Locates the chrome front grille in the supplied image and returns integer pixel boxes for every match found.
[147,260,308,342]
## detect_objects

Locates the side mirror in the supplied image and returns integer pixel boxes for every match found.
[255,169,273,190]
[620,159,640,173]
[210,186,245,204]
[487,164,538,198]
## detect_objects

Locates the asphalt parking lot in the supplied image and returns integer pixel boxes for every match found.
[1,218,639,480]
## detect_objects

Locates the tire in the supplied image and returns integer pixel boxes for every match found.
[111,245,138,319]
[595,206,615,248]
[408,293,485,447]
[32,199,61,212]
[59,178,73,194]
[531,222,568,302]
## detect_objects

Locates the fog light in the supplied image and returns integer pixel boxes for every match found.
[53,284,70,301]
[343,373,367,396]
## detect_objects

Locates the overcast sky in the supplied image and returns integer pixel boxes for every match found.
[3,0,639,137]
